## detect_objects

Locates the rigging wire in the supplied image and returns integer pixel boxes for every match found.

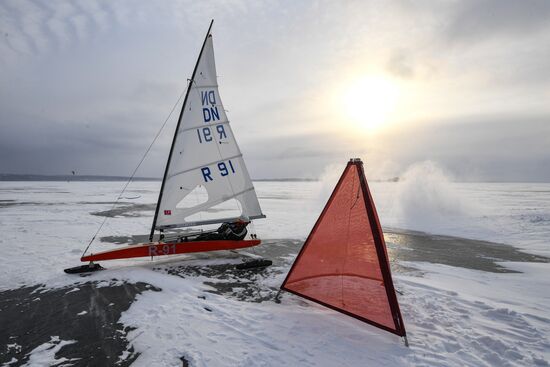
[80,86,188,259]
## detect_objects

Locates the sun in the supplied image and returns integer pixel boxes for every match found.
[340,75,400,132]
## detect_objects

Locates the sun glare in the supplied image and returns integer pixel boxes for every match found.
[340,75,400,132]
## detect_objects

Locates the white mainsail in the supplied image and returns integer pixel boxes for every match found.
[154,33,264,230]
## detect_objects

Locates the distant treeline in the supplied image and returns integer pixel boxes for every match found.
[0,174,159,182]
[253,178,319,182]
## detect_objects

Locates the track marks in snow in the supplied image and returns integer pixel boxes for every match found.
[118,268,408,366]
[399,278,549,367]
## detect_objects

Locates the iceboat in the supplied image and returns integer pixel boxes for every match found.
[72,20,265,268]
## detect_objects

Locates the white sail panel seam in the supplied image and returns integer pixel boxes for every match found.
[156,214,266,230]
[177,120,230,136]
[192,84,219,89]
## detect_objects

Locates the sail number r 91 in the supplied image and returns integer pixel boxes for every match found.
[201,160,236,182]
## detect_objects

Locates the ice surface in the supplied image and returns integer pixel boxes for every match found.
[370,162,550,257]
[1,179,549,366]
[22,336,76,367]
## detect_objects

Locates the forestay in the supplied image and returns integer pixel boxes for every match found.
[155,34,264,229]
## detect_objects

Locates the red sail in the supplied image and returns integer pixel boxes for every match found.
[281,159,406,337]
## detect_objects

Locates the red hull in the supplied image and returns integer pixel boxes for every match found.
[81,239,261,262]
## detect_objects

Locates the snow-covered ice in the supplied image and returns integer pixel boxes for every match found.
[1,174,549,366]
[21,336,77,367]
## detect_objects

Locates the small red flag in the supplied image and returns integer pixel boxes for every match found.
[164,210,172,215]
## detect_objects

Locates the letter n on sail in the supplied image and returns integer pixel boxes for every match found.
[281,158,406,338]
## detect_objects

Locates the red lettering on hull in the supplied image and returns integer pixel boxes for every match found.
[81,239,261,262]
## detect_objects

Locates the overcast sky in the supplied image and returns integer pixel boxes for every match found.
[1,0,549,181]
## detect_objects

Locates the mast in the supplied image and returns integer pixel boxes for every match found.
[149,19,214,242]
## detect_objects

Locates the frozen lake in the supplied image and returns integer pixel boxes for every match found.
[1,179,549,366]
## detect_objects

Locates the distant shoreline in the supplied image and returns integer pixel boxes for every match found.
[0,174,159,182]
[2,174,548,183]
[0,174,319,182]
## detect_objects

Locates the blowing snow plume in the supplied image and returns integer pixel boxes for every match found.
[315,160,492,241]
[315,164,342,202]
[390,161,482,237]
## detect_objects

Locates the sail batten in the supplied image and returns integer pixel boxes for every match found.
[153,28,264,231]
[192,84,219,88]
[157,214,267,230]
[178,120,230,135]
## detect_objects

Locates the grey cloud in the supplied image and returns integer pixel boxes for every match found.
[445,0,550,43]
[375,115,550,181]
[0,0,106,62]
[0,0,165,63]
[0,106,173,176]
[243,113,550,182]
[386,49,415,79]
[1,1,549,182]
